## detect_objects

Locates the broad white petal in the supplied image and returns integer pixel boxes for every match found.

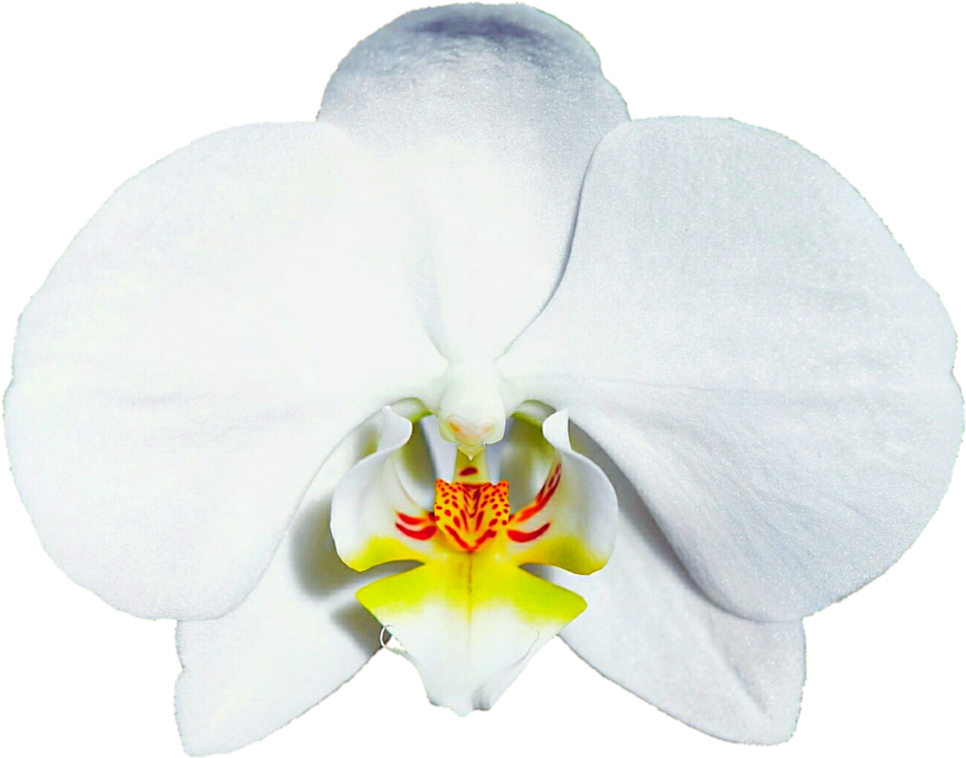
[176,418,389,755]
[501,118,962,620]
[5,122,445,619]
[319,4,628,361]
[541,430,804,744]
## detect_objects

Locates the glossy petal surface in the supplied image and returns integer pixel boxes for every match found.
[501,117,962,621]
[319,4,628,361]
[5,122,446,619]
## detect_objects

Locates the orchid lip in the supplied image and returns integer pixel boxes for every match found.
[329,406,619,714]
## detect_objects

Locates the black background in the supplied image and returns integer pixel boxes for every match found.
[9,4,961,757]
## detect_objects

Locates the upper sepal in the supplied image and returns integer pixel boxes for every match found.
[317,3,629,362]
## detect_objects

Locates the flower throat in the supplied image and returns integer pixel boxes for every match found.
[392,449,561,554]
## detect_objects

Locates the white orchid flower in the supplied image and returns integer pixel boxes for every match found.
[3,3,963,758]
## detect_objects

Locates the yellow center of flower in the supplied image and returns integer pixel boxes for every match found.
[332,410,620,716]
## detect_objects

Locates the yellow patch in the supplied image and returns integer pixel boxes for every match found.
[514,535,608,575]
[356,552,586,627]
[347,536,430,572]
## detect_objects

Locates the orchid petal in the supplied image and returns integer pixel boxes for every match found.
[318,4,628,361]
[500,117,962,621]
[4,122,446,619]
[330,408,437,571]
[542,430,804,744]
[176,417,389,755]
[504,411,618,574]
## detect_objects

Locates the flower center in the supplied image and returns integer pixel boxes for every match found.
[331,408,619,717]
[392,450,562,555]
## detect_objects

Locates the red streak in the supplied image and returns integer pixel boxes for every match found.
[470,529,498,551]
[444,525,472,551]
[396,523,437,540]
[513,463,561,524]
[459,466,478,476]
[508,522,551,543]
[396,512,428,526]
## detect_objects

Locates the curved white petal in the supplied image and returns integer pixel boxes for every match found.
[331,408,437,570]
[319,4,628,361]
[501,118,962,621]
[5,122,446,620]
[544,431,803,744]
[505,411,618,574]
[175,417,390,755]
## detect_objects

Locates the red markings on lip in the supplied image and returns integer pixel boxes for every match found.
[396,523,437,541]
[511,462,561,525]
[395,510,437,541]
[508,522,551,543]
[392,459,562,554]
[444,525,472,551]
[427,466,563,554]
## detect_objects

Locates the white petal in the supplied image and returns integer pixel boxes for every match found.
[330,408,437,570]
[319,4,628,361]
[501,118,962,620]
[175,416,389,755]
[541,429,804,744]
[505,411,618,574]
[5,122,445,619]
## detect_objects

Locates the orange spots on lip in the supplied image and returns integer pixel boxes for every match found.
[434,480,508,553]
[393,462,563,555]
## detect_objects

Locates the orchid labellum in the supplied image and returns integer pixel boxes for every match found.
[4,4,961,756]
